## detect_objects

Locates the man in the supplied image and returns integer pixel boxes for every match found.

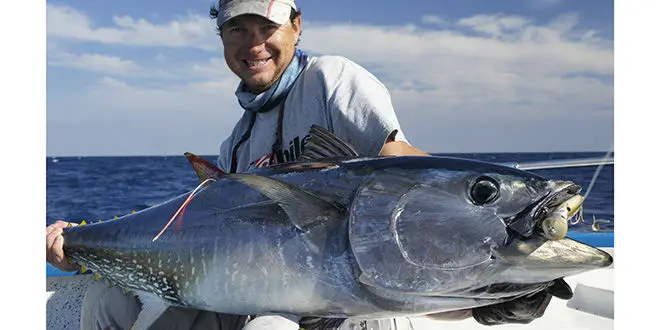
[46,1,568,329]
[211,0,426,175]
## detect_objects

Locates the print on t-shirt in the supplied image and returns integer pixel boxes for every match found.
[249,134,311,169]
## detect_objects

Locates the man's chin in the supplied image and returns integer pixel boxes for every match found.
[242,78,275,94]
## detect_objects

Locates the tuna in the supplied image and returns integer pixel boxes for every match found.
[61,125,613,329]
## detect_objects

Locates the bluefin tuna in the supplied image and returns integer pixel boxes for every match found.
[61,125,613,330]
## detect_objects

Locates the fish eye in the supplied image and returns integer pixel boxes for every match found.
[470,176,500,205]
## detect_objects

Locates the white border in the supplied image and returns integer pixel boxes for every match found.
[1,0,46,329]
[614,0,658,328]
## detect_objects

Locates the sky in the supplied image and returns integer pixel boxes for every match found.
[45,0,614,156]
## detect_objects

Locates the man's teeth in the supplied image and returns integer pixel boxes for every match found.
[246,59,269,67]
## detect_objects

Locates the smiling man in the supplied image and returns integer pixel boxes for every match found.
[211,0,427,176]
[45,1,568,329]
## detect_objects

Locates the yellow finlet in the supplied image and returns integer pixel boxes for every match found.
[94,273,101,281]
[114,215,118,219]
[131,210,136,214]
[66,258,73,265]
[98,219,102,223]
[80,220,87,226]
[66,223,73,228]
[80,265,88,273]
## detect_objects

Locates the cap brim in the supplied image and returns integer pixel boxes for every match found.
[218,1,293,27]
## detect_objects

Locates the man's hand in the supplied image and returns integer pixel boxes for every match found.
[46,220,80,272]
[472,279,573,326]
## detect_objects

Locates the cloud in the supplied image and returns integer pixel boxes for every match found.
[48,51,142,76]
[47,74,241,157]
[46,4,613,155]
[457,14,531,36]
[46,4,219,50]
[301,14,612,118]
[421,15,450,26]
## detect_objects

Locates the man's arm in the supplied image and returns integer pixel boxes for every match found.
[380,140,430,157]
[379,130,430,156]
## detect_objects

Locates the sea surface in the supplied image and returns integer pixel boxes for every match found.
[46,152,614,232]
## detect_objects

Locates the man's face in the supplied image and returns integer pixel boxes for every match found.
[220,14,301,94]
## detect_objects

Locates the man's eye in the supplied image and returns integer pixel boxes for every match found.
[262,24,279,31]
[228,26,244,34]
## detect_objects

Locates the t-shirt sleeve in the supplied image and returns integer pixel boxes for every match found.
[322,57,409,157]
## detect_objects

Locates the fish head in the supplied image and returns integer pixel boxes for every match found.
[349,157,612,298]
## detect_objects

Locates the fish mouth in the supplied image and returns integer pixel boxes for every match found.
[534,181,584,240]
[494,181,612,280]
[507,181,583,240]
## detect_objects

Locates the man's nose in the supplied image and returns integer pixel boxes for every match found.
[245,27,269,47]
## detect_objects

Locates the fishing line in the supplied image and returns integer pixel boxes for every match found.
[569,143,613,227]
[583,143,614,200]
[152,178,216,242]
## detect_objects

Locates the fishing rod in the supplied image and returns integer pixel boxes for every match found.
[502,157,614,170]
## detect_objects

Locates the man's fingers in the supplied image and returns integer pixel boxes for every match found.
[46,221,80,271]
[46,227,62,250]
[46,228,61,259]
[50,235,79,272]
[53,235,65,261]
[54,220,71,227]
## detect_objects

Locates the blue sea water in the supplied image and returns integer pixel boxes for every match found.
[46,152,614,233]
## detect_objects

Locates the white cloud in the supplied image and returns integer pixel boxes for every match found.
[47,49,177,79]
[46,4,219,50]
[302,17,611,111]
[457,14,531,37]
[421,15,449,26]
[46,4,613,155]
[48,51,142,76]
[47,75,241,156]
[189,58,232,80]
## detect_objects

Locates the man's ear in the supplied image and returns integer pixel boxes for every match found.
[292,14,302,40]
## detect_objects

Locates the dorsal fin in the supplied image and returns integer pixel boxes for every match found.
[299,125,361,161]
[224,173,345,231]
[184,152,225,183]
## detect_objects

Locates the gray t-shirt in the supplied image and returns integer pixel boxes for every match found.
[217,55,409,173]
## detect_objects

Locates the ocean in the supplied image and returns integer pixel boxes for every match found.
[46,152,614,233]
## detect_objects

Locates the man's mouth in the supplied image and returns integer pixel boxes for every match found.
[244,58,271,69]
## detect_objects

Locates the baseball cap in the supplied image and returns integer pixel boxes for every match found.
[216,0,297,27]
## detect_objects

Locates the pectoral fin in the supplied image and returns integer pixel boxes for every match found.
[224,173,345,230]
